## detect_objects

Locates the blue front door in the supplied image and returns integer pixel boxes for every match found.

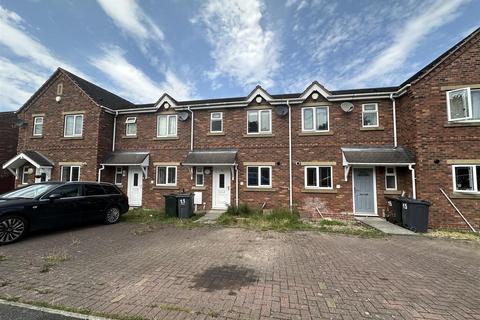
[353,168,376,215]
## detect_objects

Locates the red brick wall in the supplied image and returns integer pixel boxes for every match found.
[0,112,18,193]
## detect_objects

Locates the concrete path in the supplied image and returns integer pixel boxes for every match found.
[355,216,416,235]
[195,209,224,224]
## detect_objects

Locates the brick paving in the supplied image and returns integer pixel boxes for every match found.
[0,223,479,320]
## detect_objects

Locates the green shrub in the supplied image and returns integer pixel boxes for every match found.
[225,203,258,216]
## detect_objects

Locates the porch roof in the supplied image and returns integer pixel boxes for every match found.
[341,146,415,166]
[2,150,54,170]
[101,151,149,166]
[182,149,238,166]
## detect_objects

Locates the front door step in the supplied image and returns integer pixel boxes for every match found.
[355,217,416,235]
[196,210,224,224]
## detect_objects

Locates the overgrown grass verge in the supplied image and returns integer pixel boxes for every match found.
[425,229,480,242]
[121,208,205,234]
[218,205,384,237]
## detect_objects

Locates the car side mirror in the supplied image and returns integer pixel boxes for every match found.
[48,194,62,201]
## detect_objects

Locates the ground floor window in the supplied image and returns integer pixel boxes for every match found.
[21,167,30,184]
[385,167,397,190]
[156,166,177,186]
[453,165,480,193]
[61,166,80,182]
[247,166,271,188]
[115,167,123,185]
[195,167,204,186]
[304,166,333,189]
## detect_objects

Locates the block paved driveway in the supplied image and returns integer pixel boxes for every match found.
[0,223,479,320]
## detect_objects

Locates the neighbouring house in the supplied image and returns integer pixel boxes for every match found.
[0,112,19,193]
[3,28,479,230]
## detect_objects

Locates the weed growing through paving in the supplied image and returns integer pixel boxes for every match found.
[40,250,69,273]
[0,254,7,262]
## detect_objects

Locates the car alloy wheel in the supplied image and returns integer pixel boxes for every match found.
[0,216,26,244]
[105,207,120,224]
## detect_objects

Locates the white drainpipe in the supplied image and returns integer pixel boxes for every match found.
[390,93,397,148]
[287,100,293,210]
[187,106,194,151]
[235,164,239,206]
[112,110,118,152]
[98,164,105,182]
[408,164,416,199]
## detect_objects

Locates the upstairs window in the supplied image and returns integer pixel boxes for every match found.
[247,110,271,134]
[362,103,379,127]
[156,166,177,186]
[61,166,80,182]
[157,115,177,137]
[453,165,479,193]
[125,117,137,136]
[247,166,272,188]
[304,166,333,189]
[210,112,223,133]
[302,106,329,132]
[447,88,480,121]
[385,167,397,190]
[64,114,83,137]
[195,167,204,186]
[33,116,43,136]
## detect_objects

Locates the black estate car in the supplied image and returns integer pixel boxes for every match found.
[0,182,129,245]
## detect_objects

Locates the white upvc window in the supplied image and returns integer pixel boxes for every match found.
[452,165,480,193]
[33,116,43,136]
[246,166,272,188]
[302,106,329,132]
[385,167,397,190]
[195,167,204,186]
[304,166,333,189]
[125,117,137,136]
[247,109,271,134]
[64,114,83,137]
[61,166,80,182]
[447,88,480,121]
[210,112,223,133]
[115,167,123,185]
[157,115,177,137]
[22,167,29,184]
[156,166,177,186]
[362,103,379,127]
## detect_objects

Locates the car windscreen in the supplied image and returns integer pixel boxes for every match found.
[0,184,56,199]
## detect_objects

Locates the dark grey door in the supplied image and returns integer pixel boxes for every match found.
[354,168,376,214]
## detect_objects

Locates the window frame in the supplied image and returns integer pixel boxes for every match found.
[63,114,83,138]
[452,165,479,193]
[385,167,397,191]
[155,166,177,186]
[56,83,63,95]
[115,167,123,185]
[156,114,177,137]
[21,167,29,185]
[304,166,333,189]
[362,103,379,128]
[125,117,137,136]
[246,166,272,188]
[33,116,43,136]
[301,106,330,132]
[210,112,223,133]
[60,166,81,182]
[195,167,204,187]
[446,87,476,122]
[247,109,272,134]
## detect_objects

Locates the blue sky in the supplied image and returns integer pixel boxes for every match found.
[0,0,478,111]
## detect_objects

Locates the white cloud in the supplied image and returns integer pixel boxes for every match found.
[195,0,280,89]
[96,0,167,54]
[348,0,467,86]
[90,46,195,102]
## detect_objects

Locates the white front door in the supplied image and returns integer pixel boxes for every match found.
[127,167,143,207]
[212,167,231,209]
[35,167,51,183]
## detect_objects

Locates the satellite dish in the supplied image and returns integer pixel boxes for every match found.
[178,111,189,121]
[340,102,354,113]
[275,105,288,117]
[15,118,27,127]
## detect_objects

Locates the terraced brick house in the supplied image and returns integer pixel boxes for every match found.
[3,28,479,229]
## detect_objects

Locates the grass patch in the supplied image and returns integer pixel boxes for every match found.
[219,205,383,237]
[0,255,7,262]
[426,229,480,242]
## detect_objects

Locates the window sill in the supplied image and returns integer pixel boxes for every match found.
[122,135,137,139]
[450,192,480,199]
[245,187,276,192]
[153,136,179,140]
[192,186,206,190]
[383,190,402,195]
[30,136,43,139]
[153,186,179,190]
[243,133,275,138]
[444,121,480,127]
[299,131,333,136]
[207,132,225,136]
[302,188,337,194]
[61,137,83,140]
[360,126,384,131]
